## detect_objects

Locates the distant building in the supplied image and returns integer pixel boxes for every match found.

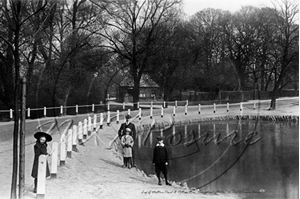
[118,74,161,102]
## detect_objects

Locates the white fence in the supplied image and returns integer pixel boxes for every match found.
[0,99,259,122]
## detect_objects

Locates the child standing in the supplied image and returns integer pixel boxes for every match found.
[31,131,52,193]
[121,128,134,169]
[152,135,171,186]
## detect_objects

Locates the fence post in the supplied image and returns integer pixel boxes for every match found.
[107,111,110,126]
[60,105,63,116]
[116,110,120,124]
[88,116,92,136]
[123,102,125,110]
[93,114,97,130]
[36,155,47,198]
[27,108,30,119]
[128,109,130,116]
[10,109,13,120]
[198,104,201,114]
[240,102,243,116]
[213,103,216,113]
[107,103,110,111]
[100,113,103,129]
[150,106,153,119]
[78,122,83,145]
[92,104,95,113]
[163,101,166,108]
[50,142,58,178]
[67,129,72,158]
[185,105,187,115]
[139,108,141,120]
[161,105,163,118]
[227,103,229,112]
[76,105,78,115]
[83,119,87,139]
[60,134,66,166]
[253,101,256,110]
[173,106,176,116]
[72,125,78,152]
[43,107,46,117]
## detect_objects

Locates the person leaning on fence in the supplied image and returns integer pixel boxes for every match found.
[31,131,52,193]
[118,114,136,166]
[121,128,134,169]
[152,135,171,186]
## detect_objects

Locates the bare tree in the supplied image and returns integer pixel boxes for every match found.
[36,0,104,109]
[149,20,192,101]
[189,8,236,92]
[268,0,298,109]
[92,0,181,109]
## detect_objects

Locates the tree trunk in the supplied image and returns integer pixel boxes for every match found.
[270,77,280,110]
[132,83,139,110]
[11,80,20,199]
[163,85,169,108]
[270,89,277,110]
[11,2,22,198]
[19,78,26,199]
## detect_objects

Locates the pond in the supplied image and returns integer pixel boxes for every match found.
[134,120,299,199]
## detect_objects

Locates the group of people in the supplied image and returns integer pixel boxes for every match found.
[117,114,171,186]
[31,113,171,193]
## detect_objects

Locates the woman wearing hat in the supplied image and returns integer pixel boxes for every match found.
[31,131,52,193]
[152,135,171,186]
[121,128,134,169]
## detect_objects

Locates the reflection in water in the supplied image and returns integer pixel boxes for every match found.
[134,120,299,199]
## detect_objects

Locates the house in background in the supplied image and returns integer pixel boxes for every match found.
[118,74,161,102]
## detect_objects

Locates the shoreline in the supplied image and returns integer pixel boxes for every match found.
[137,114,299,132]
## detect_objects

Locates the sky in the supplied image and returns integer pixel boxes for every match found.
[182,0,275,16]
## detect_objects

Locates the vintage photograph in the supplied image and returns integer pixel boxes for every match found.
[0,0,298,199]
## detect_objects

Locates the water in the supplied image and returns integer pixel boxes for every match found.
[134,120,299,199]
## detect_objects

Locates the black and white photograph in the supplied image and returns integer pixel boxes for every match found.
[0,0,298,199]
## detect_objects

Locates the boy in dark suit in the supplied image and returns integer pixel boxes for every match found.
[152,135,171,186]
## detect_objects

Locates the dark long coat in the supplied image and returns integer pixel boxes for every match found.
[31,141,50,178]
[118,122,136,140]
